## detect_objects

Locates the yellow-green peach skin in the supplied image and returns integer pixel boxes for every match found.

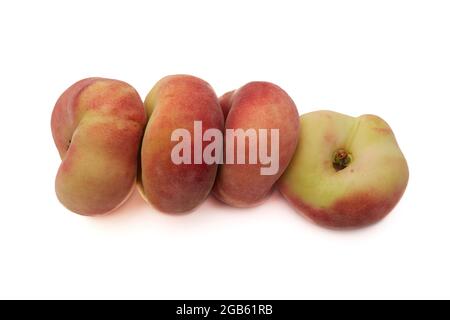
[51,78,147,215]
[278,110,409,228]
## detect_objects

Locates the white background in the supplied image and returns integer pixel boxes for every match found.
[0,0,449,300]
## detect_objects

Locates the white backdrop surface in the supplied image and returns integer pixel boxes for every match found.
[0,0,449,299]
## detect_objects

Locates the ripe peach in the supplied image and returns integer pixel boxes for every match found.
[278,110,409,228]
[51,78,146,215]
[213,82,299,207]
[139,75,224,213]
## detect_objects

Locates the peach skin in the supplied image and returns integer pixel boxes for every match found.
[139,75,224,213]
[278,111,409,229]
[213,82,299,207]
[219,90,235,119]
[51,78,146,215]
